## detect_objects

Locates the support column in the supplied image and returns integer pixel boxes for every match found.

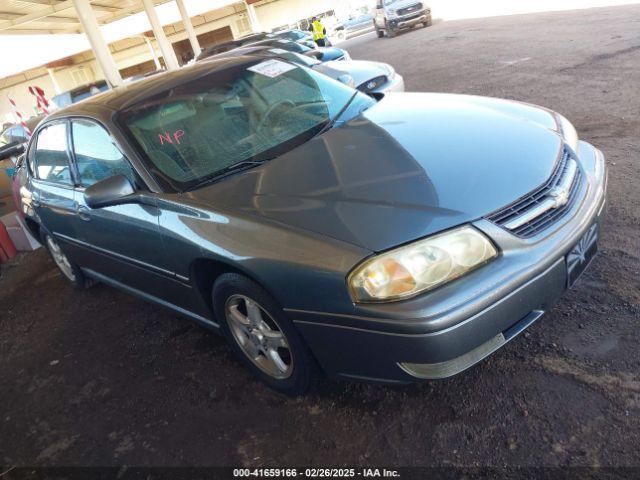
[46,68,62,94]
[244,1,262,33]
[72,0,122,86]
[143,36,162,70]
[175,0,201,58]
[142,0,180,70]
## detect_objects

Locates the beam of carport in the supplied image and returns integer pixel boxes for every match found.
[72,0,123,86]
[244,1,262,33]
[142,0,179,70]
[175,0,200,59]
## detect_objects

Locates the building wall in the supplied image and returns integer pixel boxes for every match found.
[0,0,356,124]
[253,0,338,30]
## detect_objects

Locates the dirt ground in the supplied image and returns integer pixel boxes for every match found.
[1,5,639,468]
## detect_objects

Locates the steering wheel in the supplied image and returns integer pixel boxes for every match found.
[256,100,296,135]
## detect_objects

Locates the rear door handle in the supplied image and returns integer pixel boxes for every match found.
[76,205,91,222]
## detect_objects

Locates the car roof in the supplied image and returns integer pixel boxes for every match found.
[44,56,259,120]
[197,33,269,60]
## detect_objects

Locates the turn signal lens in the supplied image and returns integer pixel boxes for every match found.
[348,226,497,302]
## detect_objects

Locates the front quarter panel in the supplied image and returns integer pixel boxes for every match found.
[157,194,371,313]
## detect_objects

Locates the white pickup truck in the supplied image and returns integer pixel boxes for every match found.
[374,0,432,38]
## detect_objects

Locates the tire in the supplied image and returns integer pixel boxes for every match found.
[423,20,432,27]
[386,23,396,38]
[42,231,93,290]
[212,273,315,395]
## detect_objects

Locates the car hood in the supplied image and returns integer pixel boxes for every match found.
[315,60,389,87]
[386,0,425,10]
[316,47,346,62]
[187,93,562,252]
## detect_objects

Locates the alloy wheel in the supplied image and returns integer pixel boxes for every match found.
[46,235,76,282]
[225,294,293,379]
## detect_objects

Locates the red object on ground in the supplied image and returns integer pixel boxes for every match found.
[0,221,18,261]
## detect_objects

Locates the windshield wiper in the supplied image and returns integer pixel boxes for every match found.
[187,160,265,191]
[314,91,360,138]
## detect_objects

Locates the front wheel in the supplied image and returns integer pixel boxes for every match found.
[213,273,315,395]
[386,23,396,38]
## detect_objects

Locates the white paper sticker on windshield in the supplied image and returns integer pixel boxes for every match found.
[248,59,297,78]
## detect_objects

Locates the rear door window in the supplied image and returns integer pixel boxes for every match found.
[33,123,73,184]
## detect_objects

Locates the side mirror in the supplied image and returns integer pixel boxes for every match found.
[0,142,25,161]
[84,174,136,209]
[337,74,355,88]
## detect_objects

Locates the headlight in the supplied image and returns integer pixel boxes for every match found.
[557,114,579,153]
[382,63,395,79]
[348,226,498,302]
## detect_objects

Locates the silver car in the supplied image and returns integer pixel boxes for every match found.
[8,57,606,396]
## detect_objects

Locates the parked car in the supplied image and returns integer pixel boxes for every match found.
[195,33,271,59]
[51,80,110,109]
[205,45,404,94]
[267,29,319,48]
[6,56,606,395]
[254,38,349,60]
[0,115,44,168]
[199,38,350,63]
[374,0,432,38]
[333,13,375,41]
[0,115,44,211]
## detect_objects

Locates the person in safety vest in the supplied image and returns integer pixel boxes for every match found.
[309,17,327,47]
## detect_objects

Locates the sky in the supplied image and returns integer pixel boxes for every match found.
[1,0,236,79]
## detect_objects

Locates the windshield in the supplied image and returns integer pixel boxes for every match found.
[117,59,374,191]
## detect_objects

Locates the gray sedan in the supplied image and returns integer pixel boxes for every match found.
[9,56,606,395]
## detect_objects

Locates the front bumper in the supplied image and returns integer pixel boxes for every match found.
[290,141,607,383]
[389,11,431,30]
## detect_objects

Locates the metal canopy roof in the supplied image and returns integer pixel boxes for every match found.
[0,0,173,35]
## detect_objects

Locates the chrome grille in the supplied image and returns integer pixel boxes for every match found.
[397,3,423,16]
[357,75,387,93]
[487,148,582,237]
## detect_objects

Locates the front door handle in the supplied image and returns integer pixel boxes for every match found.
[76,205,91,222]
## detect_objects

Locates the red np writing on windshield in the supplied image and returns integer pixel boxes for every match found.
[158,130,185,145]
